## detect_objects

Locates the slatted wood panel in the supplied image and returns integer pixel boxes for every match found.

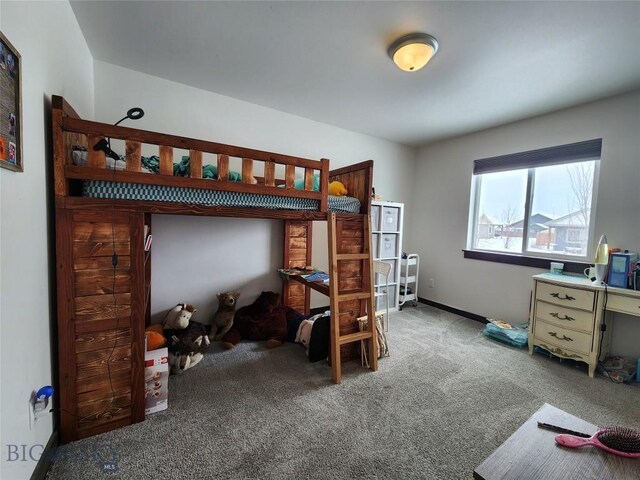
[282,221,312,314]
[76,329,132,353]
[57,209,145,442]
[76,393,132,430]
[76,368,131,405]
[74,268,131,297]
[76,345,132,379]
[329,160,373,214]
[73,211,132,436]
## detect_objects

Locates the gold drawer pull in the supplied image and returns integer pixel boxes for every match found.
[549,331,573,342]
[550,292,576,301]
[549,312,575,321]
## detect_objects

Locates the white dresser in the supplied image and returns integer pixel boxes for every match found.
[529,273,640,377]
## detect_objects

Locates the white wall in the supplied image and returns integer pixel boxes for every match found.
[0,2,94,479]
[412,91,640,357]
[92,61,416,319]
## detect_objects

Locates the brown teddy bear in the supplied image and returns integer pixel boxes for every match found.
[209,291,240,342]
[222,291,289,349]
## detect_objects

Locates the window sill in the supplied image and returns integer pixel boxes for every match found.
[462,249,589,274]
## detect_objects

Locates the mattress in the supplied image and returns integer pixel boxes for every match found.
[82,181,361,213]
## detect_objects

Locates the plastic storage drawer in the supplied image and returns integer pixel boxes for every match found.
[380,234,398,259]
[371,205,381,231]
[382,207,400,232]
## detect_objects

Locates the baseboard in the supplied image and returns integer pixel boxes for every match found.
[417,297,488,324]
[313,300,487,325]
[29,429,58,480]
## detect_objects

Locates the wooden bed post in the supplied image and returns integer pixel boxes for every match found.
[52,96,69,197]
[320,158,329,213]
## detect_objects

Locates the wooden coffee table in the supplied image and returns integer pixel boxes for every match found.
[473,403,639,480]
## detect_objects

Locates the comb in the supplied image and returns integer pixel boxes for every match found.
[537,421,591,438]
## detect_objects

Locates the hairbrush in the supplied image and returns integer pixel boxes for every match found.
[555,426,640,458]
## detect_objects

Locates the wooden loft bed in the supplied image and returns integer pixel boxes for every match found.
[51,96,379,443]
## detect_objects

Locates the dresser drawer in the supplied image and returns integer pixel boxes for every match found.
[534,320,593,355]
[535,301,594,333]
[536,282,595,312]
[606,293,640,316]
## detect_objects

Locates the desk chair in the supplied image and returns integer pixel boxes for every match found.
[373,260,392,331]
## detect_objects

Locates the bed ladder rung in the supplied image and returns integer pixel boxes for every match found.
[337,292,371,301]
[338,331,374,345]
[335,253,369,261]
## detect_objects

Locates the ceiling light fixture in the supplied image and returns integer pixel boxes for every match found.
[388,33,439,72]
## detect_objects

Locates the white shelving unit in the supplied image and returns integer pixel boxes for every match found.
[370,201,404,312]
[399,254,419,310]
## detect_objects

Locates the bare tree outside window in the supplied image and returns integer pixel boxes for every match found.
[567,162,594,226]
[501,204,519,249]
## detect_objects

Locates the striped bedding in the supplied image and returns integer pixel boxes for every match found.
[82,181,361,213]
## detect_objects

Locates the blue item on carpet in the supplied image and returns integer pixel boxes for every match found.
[483,322,528,347]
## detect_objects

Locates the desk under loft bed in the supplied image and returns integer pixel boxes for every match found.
[51,96,378,443]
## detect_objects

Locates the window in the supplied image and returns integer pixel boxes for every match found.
[468,139,601,261]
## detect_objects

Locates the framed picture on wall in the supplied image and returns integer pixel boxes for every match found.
[0,32,23,172]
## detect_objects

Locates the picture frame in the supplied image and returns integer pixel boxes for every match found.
[0,31,23,172]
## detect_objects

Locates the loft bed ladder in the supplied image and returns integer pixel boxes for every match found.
[328,212,378,383]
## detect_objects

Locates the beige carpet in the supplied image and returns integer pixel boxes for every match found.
[47,305,639,479]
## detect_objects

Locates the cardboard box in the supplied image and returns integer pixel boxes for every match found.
[144,347,169,415]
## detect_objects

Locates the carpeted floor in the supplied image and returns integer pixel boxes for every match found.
[47,305,639,479]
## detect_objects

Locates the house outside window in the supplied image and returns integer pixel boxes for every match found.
[467,139,601,261]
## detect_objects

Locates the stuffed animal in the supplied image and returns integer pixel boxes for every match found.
[145,324,166,351]
[168,352,204,375]
[222,291,290,349]
[162,303,210,374]
[329,180,348,196]
[163,303,196,330]
[209,291,240,341]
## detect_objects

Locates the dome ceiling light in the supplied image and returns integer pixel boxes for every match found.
[388,33,439,72]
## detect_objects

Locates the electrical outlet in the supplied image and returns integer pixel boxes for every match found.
[429,278,435,288]
[28,388,53,429]
[28,392,36,430]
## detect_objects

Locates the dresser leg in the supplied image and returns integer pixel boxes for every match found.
[588,363,596,378]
